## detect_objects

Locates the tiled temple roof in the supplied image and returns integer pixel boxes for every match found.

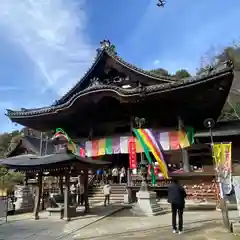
[56,47,177,105]
[6,61,234,118]
[5,135,54,157]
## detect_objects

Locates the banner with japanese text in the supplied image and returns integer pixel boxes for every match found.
[213,143,232,195]
[128,137,137,169]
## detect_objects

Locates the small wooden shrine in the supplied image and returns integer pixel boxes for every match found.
[0,149,109,220]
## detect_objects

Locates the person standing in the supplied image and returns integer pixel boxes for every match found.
[120,166,126,184]
[103,181,111,206]
[96,169,101,184]
[168,179,187,234]
[77,182,84,206]
[70,182,77,205]
[112,167,118,184]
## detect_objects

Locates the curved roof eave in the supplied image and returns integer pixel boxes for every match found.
[56,48,176,105]
[6,65,234,118]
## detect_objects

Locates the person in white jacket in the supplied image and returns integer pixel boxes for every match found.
[103,182,112,206]
[112,167,118,184]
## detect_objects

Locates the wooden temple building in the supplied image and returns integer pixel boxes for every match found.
[5,134,54,158]
[5,40,236,203]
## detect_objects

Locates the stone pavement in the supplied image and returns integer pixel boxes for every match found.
[72,209,240,239]
[0,205,123,240]
[0,207,239,240]
[75,224,239,240]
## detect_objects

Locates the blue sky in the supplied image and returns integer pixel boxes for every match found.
[0,0,240,133]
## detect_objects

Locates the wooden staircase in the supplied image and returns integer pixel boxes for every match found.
[88,184,127,204]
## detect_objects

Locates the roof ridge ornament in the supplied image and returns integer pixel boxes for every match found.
[97,39,117,56]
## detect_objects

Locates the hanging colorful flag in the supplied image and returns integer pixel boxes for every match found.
[112,137,121,154]
[105,138,113,155]
[85,141,92,157]
[146,129,167,170]
[134,128,169,179]
[186,127,195,145]
[91,140,99,157]
[120,136,129,154]
[169,131,179,150]
[77,142,86,157]
[79,128,194,158]
[178,131,190,148]
[133,129,156,184]
[136,139,143,153]
[159,132,170,150]
[142,129,168,179]
[98,139,106,156]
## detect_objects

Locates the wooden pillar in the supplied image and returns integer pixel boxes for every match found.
[83,169,89,213]
[181,149,190,172]
[63,172,70,221]
[24,173,28,186]
[33,173,42,220]
[59,176,64,195]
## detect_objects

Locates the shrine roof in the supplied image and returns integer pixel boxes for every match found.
[0,152,110,172]
[57,45,176,105]
[6,62,234,119]
[5,135,54,157]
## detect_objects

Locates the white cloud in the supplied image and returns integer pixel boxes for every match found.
[0,0,95,95]
[0,86,22,91]
[153,59,160,66]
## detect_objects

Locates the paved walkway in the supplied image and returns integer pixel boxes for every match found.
[0,207,239,240]
[76,224,239,239]
[0,205,123,240]
[72,209,240,239]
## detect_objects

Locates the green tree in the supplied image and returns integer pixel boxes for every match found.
[199,44,240,121]
[174,69,191,79]
[0,130,21,157]
[0,130,24,192]
[149,68,170,77]
[0,165,24,192]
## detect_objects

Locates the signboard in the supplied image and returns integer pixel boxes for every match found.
[128,137,137,169]
[213,143,232,195]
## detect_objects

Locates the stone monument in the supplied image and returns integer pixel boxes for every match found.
[131,164,166,216]
[14,185,34,212]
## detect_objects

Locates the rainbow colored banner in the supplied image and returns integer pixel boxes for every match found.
[134,128,169,179]
[82,129,193,157]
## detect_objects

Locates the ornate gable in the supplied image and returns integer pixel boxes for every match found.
[56,40,174,105]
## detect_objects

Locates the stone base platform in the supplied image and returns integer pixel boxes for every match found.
[131,191,168,216]
[232,221,240,233]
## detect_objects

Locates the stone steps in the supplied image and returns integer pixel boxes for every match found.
[89,184,126,203]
